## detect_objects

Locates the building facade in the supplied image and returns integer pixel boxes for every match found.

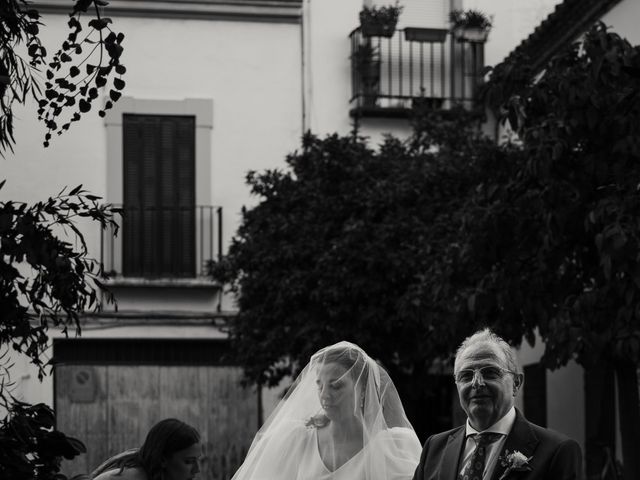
[6,1,304,477]
[2,0,506,478]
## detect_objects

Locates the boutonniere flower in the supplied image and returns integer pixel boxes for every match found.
[498,450,532,480]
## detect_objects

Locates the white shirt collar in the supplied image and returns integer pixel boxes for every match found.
[465,406,516,437]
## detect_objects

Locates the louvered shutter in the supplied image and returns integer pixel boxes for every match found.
[123,114,196,277]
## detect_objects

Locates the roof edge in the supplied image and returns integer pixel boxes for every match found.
[30,0,302,24]
[502,0,623,72]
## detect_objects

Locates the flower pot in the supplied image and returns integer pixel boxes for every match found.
[359,10,399,38]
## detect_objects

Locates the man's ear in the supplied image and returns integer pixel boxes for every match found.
[513,373,524,394]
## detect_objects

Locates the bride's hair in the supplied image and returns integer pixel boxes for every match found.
[305,344,369,428]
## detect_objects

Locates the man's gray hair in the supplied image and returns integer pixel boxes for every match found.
[454,328,520,374]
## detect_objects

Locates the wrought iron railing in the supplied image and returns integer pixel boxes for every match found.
[101,205,222,279]
[349,27,485,115]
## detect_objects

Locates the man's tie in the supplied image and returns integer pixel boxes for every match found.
[458,432,503,480]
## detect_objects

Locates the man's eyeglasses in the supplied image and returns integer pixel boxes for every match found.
[454,366,518,384]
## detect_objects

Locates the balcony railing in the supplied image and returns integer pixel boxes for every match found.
[101,205,222,279]
[349,27,485,117]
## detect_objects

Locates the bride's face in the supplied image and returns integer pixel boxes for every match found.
[317,362,357,420]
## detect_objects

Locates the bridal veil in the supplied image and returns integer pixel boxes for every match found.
[231,341,421,480]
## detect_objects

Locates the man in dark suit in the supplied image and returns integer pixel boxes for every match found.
[412,328,583,480]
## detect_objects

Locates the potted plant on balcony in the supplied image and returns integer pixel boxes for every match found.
[352,41,381,107]
[449,9,492,42]
[359,2,403,38]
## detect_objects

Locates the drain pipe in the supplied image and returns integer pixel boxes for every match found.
[301,0,312,133]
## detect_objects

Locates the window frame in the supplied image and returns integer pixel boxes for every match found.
[105,97,213,277]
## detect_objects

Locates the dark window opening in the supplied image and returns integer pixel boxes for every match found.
[53,338,232,366]
[123,114,196,278]
[523,363,547,427]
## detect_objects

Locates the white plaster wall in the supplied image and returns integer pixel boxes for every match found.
[2,12,303,408]
[546,360,585,443]
[303,0,361,136]
[463,0,564,67]
[2,14,303,264]
[602,0,640,46]
[516,332,585,448]
[464,0,640,69]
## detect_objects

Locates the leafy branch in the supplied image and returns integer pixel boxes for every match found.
[1,0,126,151]
[0,181,121,377]
[36,0,126,146]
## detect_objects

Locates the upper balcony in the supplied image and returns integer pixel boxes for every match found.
[349,26,486,118]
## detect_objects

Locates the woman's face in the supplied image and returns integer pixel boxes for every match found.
[317,362,357,420]
[163,442,201,480]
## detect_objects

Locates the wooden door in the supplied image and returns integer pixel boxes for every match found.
[55,364,258,480]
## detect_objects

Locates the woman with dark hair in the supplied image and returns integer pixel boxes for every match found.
[91,418,201,480]
[231,341,421,480]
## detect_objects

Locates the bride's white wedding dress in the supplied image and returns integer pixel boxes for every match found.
[298,426,421,480]
[231,342,422,480]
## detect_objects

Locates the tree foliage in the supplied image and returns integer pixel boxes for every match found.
[1,182,119,373]
[472,22,640,369]
[1,1,124,478]
[214,21,640,473]
[0,399,87,480]
[472,22,640,479]
[210,108,519,388]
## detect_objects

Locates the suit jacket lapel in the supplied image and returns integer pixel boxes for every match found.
[490,409,539,480]
[440,427,466,480]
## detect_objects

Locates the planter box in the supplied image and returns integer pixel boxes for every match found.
[404,27,448,43]
[453,26,489,43]
[361,22,397,38]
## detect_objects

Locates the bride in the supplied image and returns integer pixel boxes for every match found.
[232,341,421,480]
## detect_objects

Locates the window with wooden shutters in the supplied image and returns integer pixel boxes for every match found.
[122,114,196,278]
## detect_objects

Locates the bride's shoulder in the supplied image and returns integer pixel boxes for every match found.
[385,426,419,438]
[371,427,421,448]
[262,418,313,445]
